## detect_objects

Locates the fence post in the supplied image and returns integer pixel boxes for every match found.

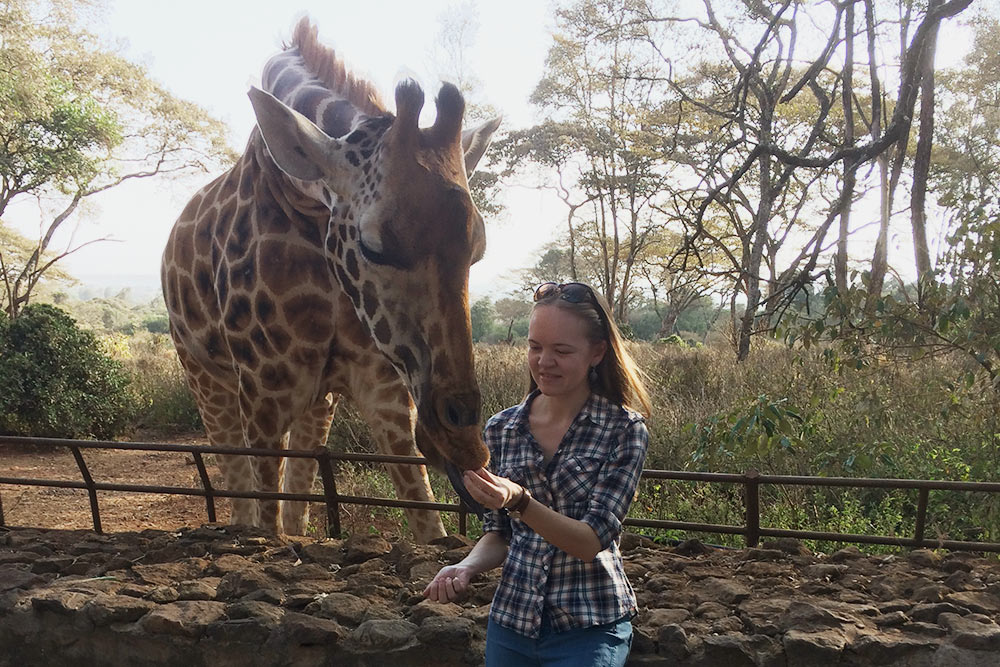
[745,468,760,548]
[69,445,102,534]
[314,448,341,538]
[191,452,217,523]
[0,486,5,527]
[914,487,929,548]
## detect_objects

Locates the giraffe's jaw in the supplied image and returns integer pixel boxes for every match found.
[445,462,487,518]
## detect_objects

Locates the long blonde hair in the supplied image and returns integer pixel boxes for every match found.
[529,284,652,418]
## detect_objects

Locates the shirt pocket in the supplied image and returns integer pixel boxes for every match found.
[553,454,604,506]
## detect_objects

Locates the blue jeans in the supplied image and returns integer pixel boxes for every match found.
[485,614,633,667]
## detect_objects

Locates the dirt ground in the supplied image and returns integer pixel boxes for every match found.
[0,433,424,539]
[0,433,234,533]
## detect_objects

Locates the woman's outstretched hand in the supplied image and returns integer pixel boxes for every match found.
[423,564,474,603]
[462,468,522,510]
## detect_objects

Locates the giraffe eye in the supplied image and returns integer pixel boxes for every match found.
[359,238,393,266]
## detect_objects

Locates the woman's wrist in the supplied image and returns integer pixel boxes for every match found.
[504,485,526,510]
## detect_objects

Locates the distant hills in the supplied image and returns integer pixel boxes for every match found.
[71,273,163,305]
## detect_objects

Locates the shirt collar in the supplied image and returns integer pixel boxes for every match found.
[502,390,616,430]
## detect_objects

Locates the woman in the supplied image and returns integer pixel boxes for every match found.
[424,281,652,666]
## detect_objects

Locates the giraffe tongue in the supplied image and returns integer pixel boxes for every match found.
[445,462,487,519]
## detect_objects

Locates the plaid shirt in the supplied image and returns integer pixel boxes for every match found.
[482,390,648,638]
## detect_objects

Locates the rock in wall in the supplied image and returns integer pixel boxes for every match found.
[1,525,999,666]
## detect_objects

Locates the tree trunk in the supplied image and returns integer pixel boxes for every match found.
[737,108,774,362]
[869,154,891,302]
[835,0,856,294]
[910,0,940,286]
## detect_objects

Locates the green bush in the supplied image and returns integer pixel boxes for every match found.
[0,304,136,438]
[111,332,201,432]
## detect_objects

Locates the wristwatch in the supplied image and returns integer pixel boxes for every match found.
[506,486,532,520]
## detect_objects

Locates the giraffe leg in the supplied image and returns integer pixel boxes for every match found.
[281,392,338,535]
[183,367,261,528]
[347,370,447,543]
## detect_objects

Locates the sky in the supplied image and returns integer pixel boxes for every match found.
[6,1,981,301]
[8,0,560,299]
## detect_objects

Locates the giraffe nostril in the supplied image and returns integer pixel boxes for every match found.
[446,404,462,428]
[437,394,481,430]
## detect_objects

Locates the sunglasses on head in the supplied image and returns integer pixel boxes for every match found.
[533,282,598,304]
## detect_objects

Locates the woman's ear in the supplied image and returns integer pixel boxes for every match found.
[591,340,608,367]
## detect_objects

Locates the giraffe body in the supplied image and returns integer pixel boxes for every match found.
[161,19,497,541]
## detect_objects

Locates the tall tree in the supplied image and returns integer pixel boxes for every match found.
[639,0,971,359]
[496,0,679,323]
[0,0,235,318]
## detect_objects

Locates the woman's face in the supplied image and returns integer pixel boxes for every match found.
[527,304,607,399]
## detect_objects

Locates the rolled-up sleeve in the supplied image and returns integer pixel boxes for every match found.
[580,419,649,550]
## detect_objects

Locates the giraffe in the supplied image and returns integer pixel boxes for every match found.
[161,18,499,542]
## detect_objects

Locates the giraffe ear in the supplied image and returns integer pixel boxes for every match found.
[461,115,501,175]
[248,87,346,184]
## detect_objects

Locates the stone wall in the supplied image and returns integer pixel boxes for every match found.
[1,524,999,666]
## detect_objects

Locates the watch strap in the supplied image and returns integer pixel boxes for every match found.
[507,486,531,518]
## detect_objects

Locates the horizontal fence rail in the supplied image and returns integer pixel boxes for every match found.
[1,435,999,552]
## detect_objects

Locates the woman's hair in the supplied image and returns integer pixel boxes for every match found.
[529,283,652,418]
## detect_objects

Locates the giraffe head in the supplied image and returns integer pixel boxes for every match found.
[248,81,499,474]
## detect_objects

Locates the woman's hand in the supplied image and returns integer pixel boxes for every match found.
[423,564,475,603]
[462,468,523,511]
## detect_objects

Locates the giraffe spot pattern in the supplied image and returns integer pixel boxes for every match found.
[322,100,357,138]
[270,68,299,102]
[194,265,213,297]
[295,85,331,123]
[241,375,259,401]
[180,278,207,330]
[374,317,391,345]
[345,249,360,282]
[254,398,281,438]
[344,129,366,144]
[283,293,334,342]
[229,249,257,292]
[394,345,418,378]
[292,346,322,369]
[215,265,230,306]
[266,325,292,355]
[230,337,259,368]
[227,210,254,259]
[224,294,253,331]
[255,292,276,324]
[175,228,195,271]
[238,157,258,200]
[360,280,380,321]
[200,330,225,361]
[260,362,294,392]
[249,326,273,357]
[335,264,361,306]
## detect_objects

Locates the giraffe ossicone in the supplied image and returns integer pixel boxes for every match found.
[161,17,499,542]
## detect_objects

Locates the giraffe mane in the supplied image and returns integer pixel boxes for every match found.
[287,17,388,116]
